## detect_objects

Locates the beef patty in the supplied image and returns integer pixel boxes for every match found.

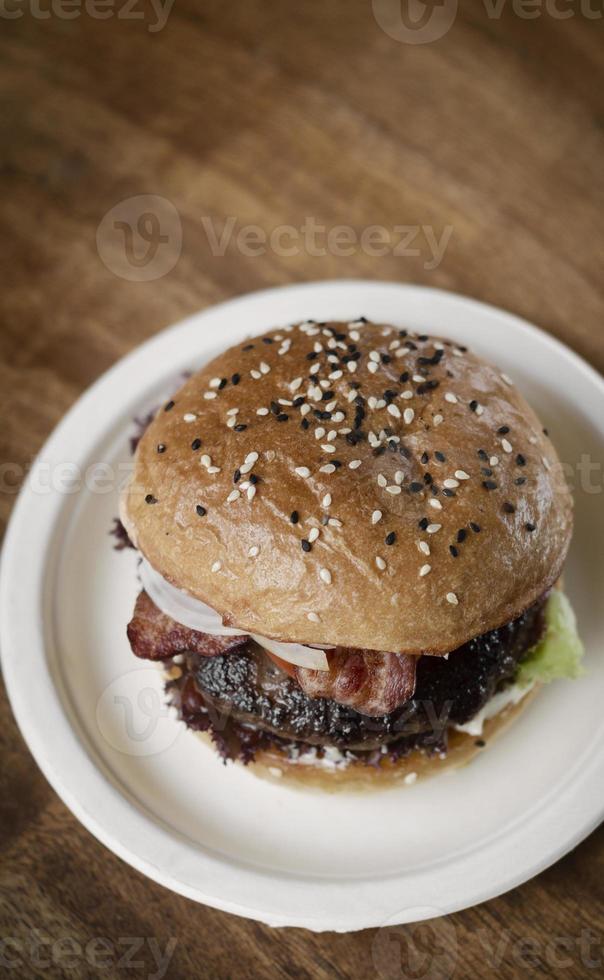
[166,597,545,758]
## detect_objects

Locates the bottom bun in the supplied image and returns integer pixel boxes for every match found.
[198,685,539,793]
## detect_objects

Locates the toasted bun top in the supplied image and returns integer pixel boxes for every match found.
[121,319,573,654]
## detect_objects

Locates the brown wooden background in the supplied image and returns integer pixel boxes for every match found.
[1,2,603,978]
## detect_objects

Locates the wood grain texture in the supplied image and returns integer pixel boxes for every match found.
[1,2,603,977]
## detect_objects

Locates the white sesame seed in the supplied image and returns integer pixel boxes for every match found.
[327,430,337,442]
[227,489,240,504]
[329,370,343,381]
[209,377,221,388]
[377,473,387,487]
[404,771,418,785]
[332,412,345,422]
[404,408,415,425]
[227,416,236,428]
[401,389,413,400]
[445,392,458,404]
[322,444,336,453]
[290,377,303,392]
[200,454,211,467]
[320,568,332,585]
[239,461,253,474]
[476,405,484,416]
[369,350,380,362]
[443,478,459,489]
[371,510,382,525]
[309,362,321,375]
[368,396,377,410]
[226,407,239,416]
[413,374,424,384]
[248,546,259,558]
[347,390,357,403]
[256,407,269,416]
[394,470,404,485]
[250,370,261,380]
[245,452,259,465]
[529,435,538,445]
[259,361,270,375]
[429,498,443,510]
[307,612,321,623]
[313,341,323,353]
[501,373,514,386]
[427,523,442,534]
[375,556,386,571]
[295,466,311,478]
[419,564,432,577]
[347,361,357,373]
[502,439,513,454]
[247,485,256,501]
[207,466,220,474]
[368,361,378,374]
[434,414,444,426]
[418,540,430,556]
[446,592,459,605]
[348,459,362,470]
[320,464,336,474]
[455,470,470,480]
[349,330,360,341]
[490,456,499,466]
[300,404,311,416]
[386,485,402,495]
[387,404,401,419]
[322,493,332,508]
[183,413,197,422]
[315,427,325,440]
[308,527,320,543]
[204,391,217,400]
[211,561,222,573]
[542,456,551,470]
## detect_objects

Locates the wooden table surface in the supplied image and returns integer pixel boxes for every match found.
[1,3,603,977]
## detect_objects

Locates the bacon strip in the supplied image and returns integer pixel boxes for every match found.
[127,590,248,661]
[295,649,417,717]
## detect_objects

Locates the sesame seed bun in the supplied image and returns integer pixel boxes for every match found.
[121,320,572,655]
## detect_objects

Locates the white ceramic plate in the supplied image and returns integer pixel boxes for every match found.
[1,282,603,932]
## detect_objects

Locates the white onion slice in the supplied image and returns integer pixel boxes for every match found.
[249,634,329,672]
[138,558,330,671]
[139,559,246,636]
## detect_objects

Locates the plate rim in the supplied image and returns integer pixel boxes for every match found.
[2,280,603,931]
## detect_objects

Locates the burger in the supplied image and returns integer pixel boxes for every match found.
[119,319,584,787]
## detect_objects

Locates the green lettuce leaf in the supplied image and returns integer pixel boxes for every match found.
[516,590,585,688]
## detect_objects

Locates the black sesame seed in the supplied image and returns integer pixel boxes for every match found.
[399,372,410,383]
[423,473,433,485]
[503,502,516,514]
[242,343,254,351]
[516,454,526,466]
[218,378,227,390]
[442,488,456,497]
[262,336,274,344]
[481,467,493,477]
[164,400,174,412]
[293,396,305,407]
[249,474,259,484]
[290,511,299,524]
[332,460,342,468]
[449,545,459,557]
[419,517,429,530]
[301,418,310,430]
[157,443,166,453]
[409,482,423,493]
[421,451,429,464]
[477,449,488,461]
[321,390,335,401]
[306,351,318,361]
[191,438,202,451]
[145,494,157,504]
[469,400,478,412]
[270,401,280,415]
[497,425,510,435]
[231,373,241,385]
[301,539,311,553]
[525,522,536,532]
[435,451,446,462]
[196,505,207,517]
[475,739,486,748]
[457,528,467,543]
[470,522,481,533]
[430,484,439,495]
[418,334,429,342]
[515,476,527,485]
[482,480,498,490]
[385,532,396,546]
[277,413,289,422]
[234,424,247,432]
[381,354,391,364]
[346,433,358,446]
[233,469,241,483]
